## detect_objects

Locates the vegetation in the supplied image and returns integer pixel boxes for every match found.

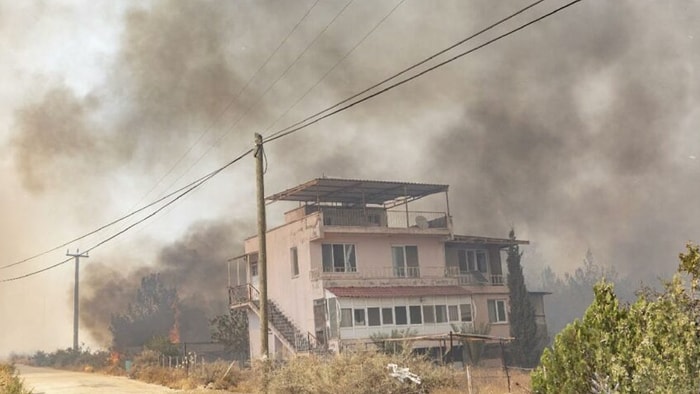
[110,273,179,349]
[531,243,700,393]
[0,363,31,394]
[370,328,417,355]
[451,322,490,366]
[534,249,635,339]
[30,346,110,371]
[258,350,459,394]
[506,229,542,367]
[210,309,249,358]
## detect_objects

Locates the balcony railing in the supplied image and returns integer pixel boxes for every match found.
[318,207,449,230]
[310,265,504,285]
[444,267,505,286]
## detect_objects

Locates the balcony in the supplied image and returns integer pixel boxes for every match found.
[317,207,450,230]
[310,265,505,286]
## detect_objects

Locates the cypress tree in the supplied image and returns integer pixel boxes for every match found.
[506,228,540,367]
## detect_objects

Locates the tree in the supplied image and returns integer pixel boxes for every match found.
[531,244,700,393]
[210,309,249,358]
[506,229,541,367]
[110,273,179,349]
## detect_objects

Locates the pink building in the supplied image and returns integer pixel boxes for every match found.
[228,178,538,359]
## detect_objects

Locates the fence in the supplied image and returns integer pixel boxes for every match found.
[344,332,531,393]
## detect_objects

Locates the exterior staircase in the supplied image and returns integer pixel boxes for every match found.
[229,284,323,354]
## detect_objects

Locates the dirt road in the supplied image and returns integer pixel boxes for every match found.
[17,364,181,394]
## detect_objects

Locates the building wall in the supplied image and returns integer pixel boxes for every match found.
[312,232,448,277]
[244,214,322,337]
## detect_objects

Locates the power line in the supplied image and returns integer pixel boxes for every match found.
[0,148,254,282]
[263,0,582,144]
[0,1,324,271]
[154,0,355,200]
[263,0,545,142]
[260,0,406,136]
[1,0,582,281]
[125,0,322,213]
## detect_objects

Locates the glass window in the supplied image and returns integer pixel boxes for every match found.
[340,308,353,328]
[392,246,420,277]
[354,309,366,326]
[423,305,435,324]
[435,305,448,323]
[487,300,507,323]
[290,247,299,277]
[394,306,407,325]
[476,250,488,273]
[382,308,393,325]
[448,305,459,322]
[367,308,381,326]
[409,305,422,324]
[322,244,356,273]
[460,304,473,322]
[458,249,489,273]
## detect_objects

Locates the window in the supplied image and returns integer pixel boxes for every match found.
[409,305,422,324]
[448,305,459,322]
[322,244,356,273]
[460,304,473,322]
[382,308,394,325]
[340,308,353,328]
[458,249,489,273]
[354,309,366,326]
[435,305,448,323]
[487,300,507,323]
[368,308,381,326]
[290,247,299,277]
[423,305,435,324]
[392,246,419,277]
[250,262,258,277]
[394,306,408,325]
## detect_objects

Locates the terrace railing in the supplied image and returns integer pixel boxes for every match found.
[310,265,505,285]
[318,207,449,230]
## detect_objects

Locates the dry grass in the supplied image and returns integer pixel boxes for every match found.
[125,349,533,393]
[0,363,32,394]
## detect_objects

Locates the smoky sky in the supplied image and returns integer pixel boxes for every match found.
[81,219,249,345]
[2,0,700,353]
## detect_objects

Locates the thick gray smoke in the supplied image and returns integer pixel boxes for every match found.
[2,1,699,354]
[423,2,699,278]
[81,219,249,345]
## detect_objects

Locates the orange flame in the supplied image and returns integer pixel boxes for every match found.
[169,302,180,343]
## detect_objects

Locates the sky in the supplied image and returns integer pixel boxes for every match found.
[1,0,699,356]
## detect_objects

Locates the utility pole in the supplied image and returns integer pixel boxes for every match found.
[67,249,88,351]
[254,133,269,358]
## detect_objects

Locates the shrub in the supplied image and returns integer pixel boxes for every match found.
[257,350,459,394]
[0,363,32,394]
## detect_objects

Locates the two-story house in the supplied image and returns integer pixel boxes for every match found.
[228,177,542,359]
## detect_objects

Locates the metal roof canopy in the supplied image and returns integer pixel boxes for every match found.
[447,234,530,248]
[266,178,449,208]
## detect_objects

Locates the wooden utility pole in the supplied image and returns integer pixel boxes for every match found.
[254,133,269,358]
[66,249,88,350]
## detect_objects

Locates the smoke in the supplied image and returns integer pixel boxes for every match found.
[2,0,700,354]
[81,218,250,345]
[421,1,699,278]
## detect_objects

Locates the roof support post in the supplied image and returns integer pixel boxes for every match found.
[404,186,410,227]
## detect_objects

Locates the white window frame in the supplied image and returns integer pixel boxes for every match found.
[322,244,357,273]
[391,245,420,277]
[487,299,508,323]
[458,249,489,273]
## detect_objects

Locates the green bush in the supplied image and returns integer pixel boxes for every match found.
[532,244,700,393]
